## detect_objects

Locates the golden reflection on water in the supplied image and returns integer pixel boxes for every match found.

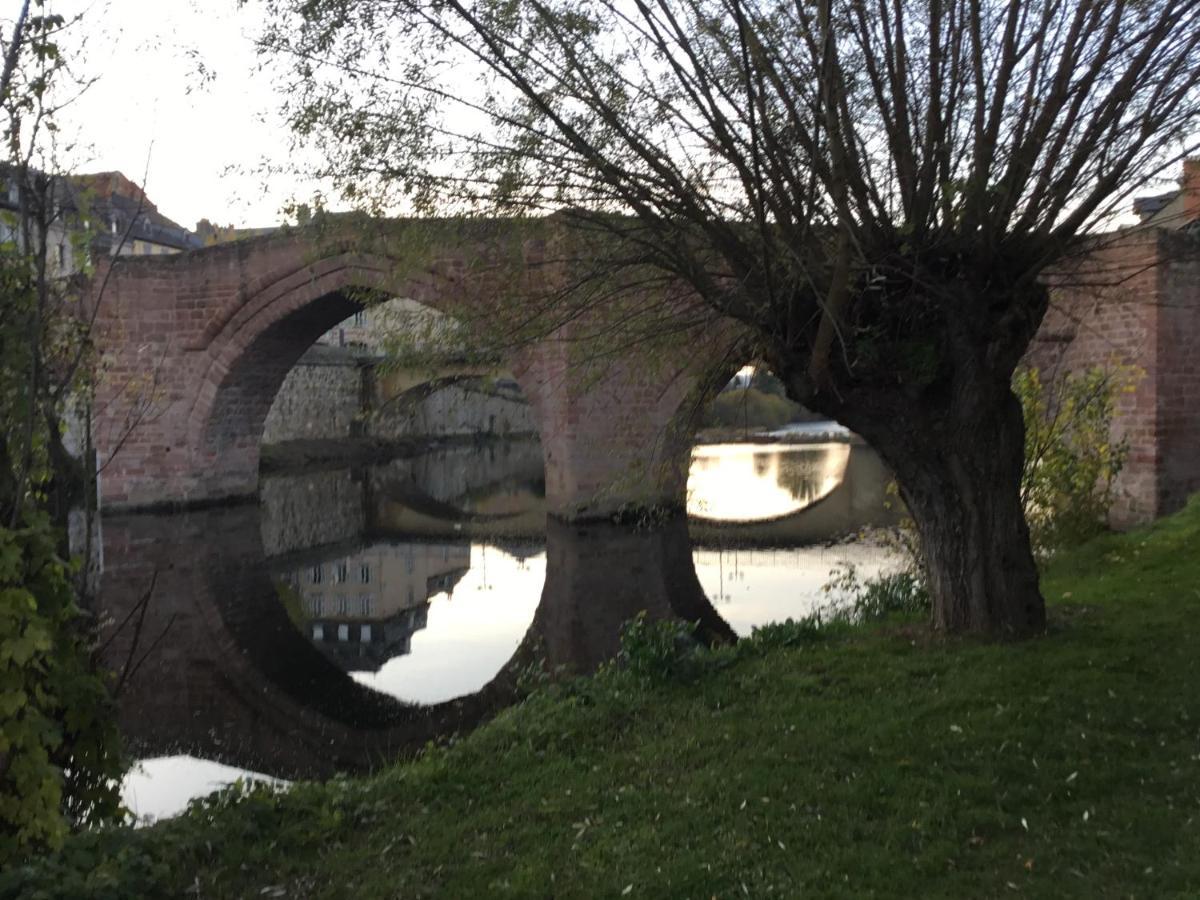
[687,442,852,522]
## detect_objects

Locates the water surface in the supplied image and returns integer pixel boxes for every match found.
[96,436,899,820]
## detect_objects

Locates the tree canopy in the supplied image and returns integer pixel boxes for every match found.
[255,0,1200,635]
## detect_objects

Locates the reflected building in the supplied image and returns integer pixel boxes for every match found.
[277,541,471,671]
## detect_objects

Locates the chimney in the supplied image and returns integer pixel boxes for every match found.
[1183,157,1200,224]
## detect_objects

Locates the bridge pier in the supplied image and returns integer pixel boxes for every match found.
[515,340,716,521]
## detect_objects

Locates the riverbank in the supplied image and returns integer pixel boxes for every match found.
[7,498,1200,897]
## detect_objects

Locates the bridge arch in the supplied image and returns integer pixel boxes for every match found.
[90,223,748,514]
[183,248,529,501]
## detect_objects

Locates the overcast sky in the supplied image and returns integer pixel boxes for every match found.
[6,1,1186,232]
[7,0,311,229]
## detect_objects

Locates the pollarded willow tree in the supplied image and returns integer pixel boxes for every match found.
[255,0,1200,636]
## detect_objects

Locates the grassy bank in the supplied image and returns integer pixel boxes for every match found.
[7,500,1200,898]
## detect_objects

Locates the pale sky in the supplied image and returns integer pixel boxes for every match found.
[5,2,1187,233]
[8,0,313,229]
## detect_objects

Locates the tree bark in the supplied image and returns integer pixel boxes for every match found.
[794,364,1047,638]
[884,387,1044,636]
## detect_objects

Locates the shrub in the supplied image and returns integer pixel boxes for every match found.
[612,612,701,684]
[821,562,930,623]
[0,513,125,865]
[1017,365,1135,557]
[742,615,827,652]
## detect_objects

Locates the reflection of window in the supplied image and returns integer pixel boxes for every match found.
[337,624,349,642]
[338,595,348,615]
[309,565,323,584]
[405,549,414,573]
[352,310,367,327]
[334,562,348,584]
[360,595,373,616]
[309,595,323,616]
[407,587,414,606]
[360,564,371,584]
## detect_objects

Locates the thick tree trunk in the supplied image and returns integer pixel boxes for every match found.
[797,370,1046,637]
[878,386,1045,636]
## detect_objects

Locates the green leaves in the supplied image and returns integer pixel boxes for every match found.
[0,516,126,866]
[1017,366,1137,559]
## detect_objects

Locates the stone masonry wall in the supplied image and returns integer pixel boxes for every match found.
[261,347,539,445]
[1028,228,1200,526]
[262,345,368,443]
[1156,230,1200,514]
[369,383,538,440]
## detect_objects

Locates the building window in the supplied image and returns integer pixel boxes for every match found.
[334,562,348,584]
[309,595,323,616]
[337,624,349,642]
[312,624,324,641]
[56,243,65,269]
[360,564,371,584]
[338,595,348,615]
[360,595,373,617]
[361,624,372,643]
[309,565,323,584]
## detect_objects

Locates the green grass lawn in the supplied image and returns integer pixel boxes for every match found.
[7,498,1200,899]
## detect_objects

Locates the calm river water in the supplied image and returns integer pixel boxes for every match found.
[98,437,900,821]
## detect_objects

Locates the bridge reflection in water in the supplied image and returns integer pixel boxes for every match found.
[97,438,900,819]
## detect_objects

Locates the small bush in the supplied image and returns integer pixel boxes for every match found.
[613,612,701,684]
[0,513,126,865]
[822,562,930,624]
[1017,365,1135,557]
[742,616,827,652]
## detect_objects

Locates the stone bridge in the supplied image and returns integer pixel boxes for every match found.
[89,217,1200,525]
[90,219,739,519]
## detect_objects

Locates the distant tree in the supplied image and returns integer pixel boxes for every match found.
[749,368,786,399]
[256,0,1200,636]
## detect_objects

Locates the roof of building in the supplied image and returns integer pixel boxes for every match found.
[1133,191,1176,220]
[71,171,202,252]
[0,165,201,252]
[1133,159,1200,230]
